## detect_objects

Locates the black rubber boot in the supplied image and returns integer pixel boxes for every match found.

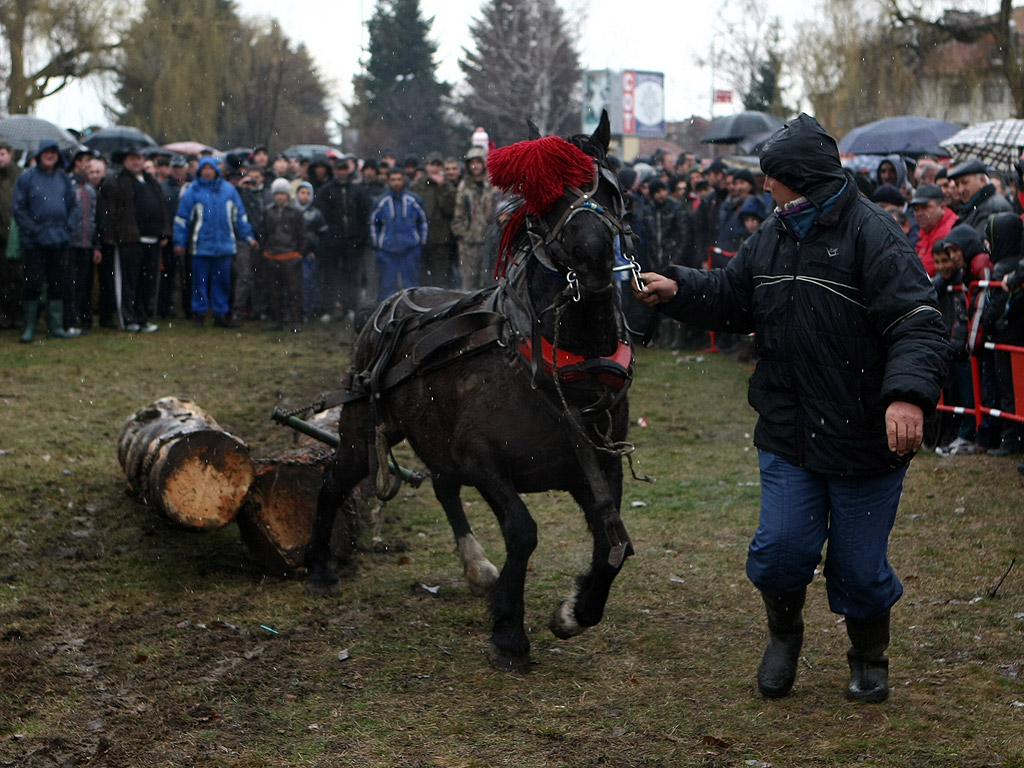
[757,588,806,698]
[845,610,890,703]
[20,299,40,343]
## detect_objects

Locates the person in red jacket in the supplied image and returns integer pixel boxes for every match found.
[911,184,957,277]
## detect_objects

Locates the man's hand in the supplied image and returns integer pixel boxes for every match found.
[632,272,678,307]
[886,400,924,456]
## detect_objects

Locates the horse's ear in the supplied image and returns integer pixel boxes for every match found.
[593,110,611,154]
[527,120,542,141]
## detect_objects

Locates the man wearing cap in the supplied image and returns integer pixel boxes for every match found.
[948,158,1012,235]
[313,155,370,321]
[410,151,456,287]
[634,114,949,704]
[716,168,759,254]
[96,145,170,333]
[66,148,102,334]
[12,139,81,341]
[694,158,731,265]
[911,184,956,277]
[452,146,496,290]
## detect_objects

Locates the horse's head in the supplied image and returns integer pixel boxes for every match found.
[489,111,634,304]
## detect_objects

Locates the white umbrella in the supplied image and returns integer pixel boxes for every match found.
[0,114,79,152]
[940,119,1024,172]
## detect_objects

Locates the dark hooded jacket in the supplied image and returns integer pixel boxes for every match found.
[981,212,1024,345]
[656,113,949,475]
[12,139,79,249]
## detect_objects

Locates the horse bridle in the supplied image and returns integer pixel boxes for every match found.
[523,162,643,303]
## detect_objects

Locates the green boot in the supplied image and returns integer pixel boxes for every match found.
[46,300,78,339]
[20,299,40,343]
[757,588,806,698]
[845,610,890,703]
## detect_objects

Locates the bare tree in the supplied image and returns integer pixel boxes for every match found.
[458,0,581,145]
[0,0,119,115]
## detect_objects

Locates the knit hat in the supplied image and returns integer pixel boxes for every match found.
[271,178,291,196]
[870,184,905,208]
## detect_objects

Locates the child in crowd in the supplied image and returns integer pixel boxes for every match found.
[261,178,307,332]
[932,241,977,455]
[294,181,328,321]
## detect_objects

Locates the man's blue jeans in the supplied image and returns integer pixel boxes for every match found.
[746,451,906,619]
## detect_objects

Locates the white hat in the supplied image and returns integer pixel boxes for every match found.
[271,178,291,196]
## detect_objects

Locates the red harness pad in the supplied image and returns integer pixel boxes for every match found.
[519,337,633,390]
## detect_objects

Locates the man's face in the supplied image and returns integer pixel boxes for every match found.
[313,164,329,181]
[171,165,187,182]
[252,150,268,168]
[333,161,351,180]
[273,191,289,207]
[38,149,59,171]
[0,148,11,168]
[652,187,669,204]
[763,175,801,207]
[88,160,106,186]
[247,169,263,187]
[387,171,405,192]
[296,186,312,206]
[878,162,898,187]
[730,178,752,200]
[362,166,378,184]
[743,215,761,234]
[273,157,289,176]
[121,153,143,174]
[708,170,726,190]
[199,164,217,180]
[427,161,444,183]
[287,157,301,176]
[934,249,957,279]
[467,158,485,178]
[955,173,986,203]
[444,161,461,183]
[912,199,945,231]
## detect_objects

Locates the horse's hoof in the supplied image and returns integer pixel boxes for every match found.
[466,561,499,597]
[488,643,531,674]
[307,562,340,598]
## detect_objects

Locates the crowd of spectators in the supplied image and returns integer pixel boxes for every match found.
[0,137,503,339]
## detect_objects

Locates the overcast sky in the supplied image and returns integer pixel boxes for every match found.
[32,0,1002,134]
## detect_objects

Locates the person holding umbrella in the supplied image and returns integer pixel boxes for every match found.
[12,139,80,342]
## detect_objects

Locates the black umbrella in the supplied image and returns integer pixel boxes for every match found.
[837,116,960,157]
[83,125,158,157]
[0,115,79,153]
[702,111,784,144]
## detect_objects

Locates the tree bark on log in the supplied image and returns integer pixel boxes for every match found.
[118,397,255,531]
[237,408,365,574]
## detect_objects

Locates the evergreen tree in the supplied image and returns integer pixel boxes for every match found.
[348,0,451,157]
[458,0,581,146]
[742,20,788,117]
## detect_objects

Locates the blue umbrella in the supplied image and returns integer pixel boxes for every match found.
[837,116,961,157]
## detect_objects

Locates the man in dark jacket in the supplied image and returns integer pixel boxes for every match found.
[314,156,369,321]
[948,159,1013,235]
[642,178,693,268]
[693,158,730,267]
[410,152,456,287]
[634,114,949,704]
[96,146,170,332]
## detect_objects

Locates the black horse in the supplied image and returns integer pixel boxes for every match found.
[306,113,640,672]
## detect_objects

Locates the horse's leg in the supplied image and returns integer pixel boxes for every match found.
[550,450,633,639]
[305,415,372,597]
[432,474,499,597]
[476,482,537,673]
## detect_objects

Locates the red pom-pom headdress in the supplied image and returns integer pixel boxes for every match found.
[487,136,596,276]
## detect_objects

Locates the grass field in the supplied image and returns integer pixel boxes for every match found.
[1,321,1022,767]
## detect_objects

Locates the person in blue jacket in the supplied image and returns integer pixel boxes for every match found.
[369,167,428,301]
[13,139,80,342]
[173,156,256,327]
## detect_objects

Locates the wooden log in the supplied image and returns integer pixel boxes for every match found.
[237,408,365,574]
[117,396,255,531]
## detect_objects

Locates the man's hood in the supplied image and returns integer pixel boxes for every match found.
[760,113,846,207]
[986,211,1022,264]
[197,155,221,182]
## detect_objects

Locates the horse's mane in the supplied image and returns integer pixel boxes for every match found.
[488,135,598,277]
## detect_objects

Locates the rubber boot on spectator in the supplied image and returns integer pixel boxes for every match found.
[757,588,806,698]
[845,610,890,703]
[20,299,39,343]
[46,300,78,339]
